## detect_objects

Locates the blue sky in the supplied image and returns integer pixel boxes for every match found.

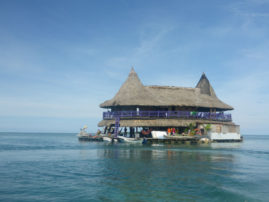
[0,0,269,134]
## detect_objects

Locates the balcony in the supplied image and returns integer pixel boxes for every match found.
[103,110,232,122]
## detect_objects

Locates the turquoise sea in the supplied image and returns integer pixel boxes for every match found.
[0,133,268,201]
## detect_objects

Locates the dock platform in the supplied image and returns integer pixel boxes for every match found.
[145,136,200,144]
[78,136,103,142]
[78,136,242,144]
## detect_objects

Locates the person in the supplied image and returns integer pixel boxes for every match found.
[201,128,205,135]
[129,127,132,138]
[104,126,108,134]
[124,127,127,136]
[167,128,171,135]
[96,129,101,136]
[130,127,134,138]
[172,128,175,135]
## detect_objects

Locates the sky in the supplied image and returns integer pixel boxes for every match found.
[0,0,269,134]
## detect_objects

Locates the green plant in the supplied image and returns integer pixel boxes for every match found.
[205,124,211,132]
[189,130,196,136]
[185,123,196,136]
[189,123,194,131]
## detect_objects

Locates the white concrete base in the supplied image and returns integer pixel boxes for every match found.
[209,132,241,141]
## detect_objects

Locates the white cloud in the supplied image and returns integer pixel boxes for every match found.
[103,22,174,77]
[218,47,269,134]
[228,0,269,20]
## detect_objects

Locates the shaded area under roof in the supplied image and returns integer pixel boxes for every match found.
[98,119,236,127]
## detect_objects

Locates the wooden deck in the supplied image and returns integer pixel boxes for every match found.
[78,136,243,144]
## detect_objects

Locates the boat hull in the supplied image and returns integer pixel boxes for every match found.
[102,136,118,143]
[117,136,143,143]
[103,136,112,142]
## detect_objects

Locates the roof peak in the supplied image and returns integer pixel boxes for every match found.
[196,73,216,97]
[100,66,160,107]
[129,67,136,75]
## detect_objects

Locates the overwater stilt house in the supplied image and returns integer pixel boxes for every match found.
[98,68,241,141]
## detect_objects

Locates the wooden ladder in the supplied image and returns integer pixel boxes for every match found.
[114,116,120,137]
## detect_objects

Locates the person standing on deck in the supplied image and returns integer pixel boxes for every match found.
[167,128,171,135]
[172,128,175,135]
[124,127,127,137]
[130,127,134,138]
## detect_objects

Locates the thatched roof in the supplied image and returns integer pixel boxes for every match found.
[98,119,235,127]
[100,68,233,110]
[101,68,161,107]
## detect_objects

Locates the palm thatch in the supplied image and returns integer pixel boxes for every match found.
[100,68,160,107]
[100,68,233,110]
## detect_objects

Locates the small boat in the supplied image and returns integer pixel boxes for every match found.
[102,136,112,142]
[102,136,118,143]
[199,137,210,143]
[77,126,91,138]
[117,136,143,143]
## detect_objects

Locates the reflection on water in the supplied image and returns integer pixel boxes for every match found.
[98,144,236,162]
[210,142,242,149]
[90,144,239,201]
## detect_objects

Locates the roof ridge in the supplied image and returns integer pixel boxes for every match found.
[146,85,194,90]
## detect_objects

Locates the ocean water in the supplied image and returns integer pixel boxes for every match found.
[0,133,268,201]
